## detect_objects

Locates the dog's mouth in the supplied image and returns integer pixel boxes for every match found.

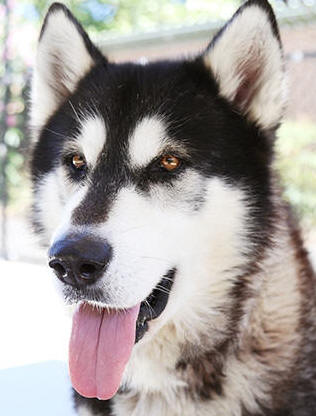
[136,268,175,343]
[69,268,176,400]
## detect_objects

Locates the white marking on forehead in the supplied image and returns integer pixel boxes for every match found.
[77,116,106,165]
[128,116,167,167]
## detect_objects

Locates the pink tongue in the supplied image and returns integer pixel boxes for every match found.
[69,302,140,400]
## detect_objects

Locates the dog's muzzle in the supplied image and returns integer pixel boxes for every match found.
[48,233,176,344]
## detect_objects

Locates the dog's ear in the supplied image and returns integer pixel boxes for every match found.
[203,0,285,130]
[31,3,104,128]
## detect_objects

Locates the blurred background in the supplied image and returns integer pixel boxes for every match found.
[0,0,315,414]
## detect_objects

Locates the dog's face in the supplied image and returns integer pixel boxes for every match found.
[31,0,285,400]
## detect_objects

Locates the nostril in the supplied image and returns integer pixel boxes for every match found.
[54,263,67,278]
[79,263,99,279]
[49,260,67,279]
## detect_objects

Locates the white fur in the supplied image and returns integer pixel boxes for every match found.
[31,7,94,130]
[38,134,257,415]
[35,167,88,244]
[47,165,249,324]
[108,178,249,379]
[128,117,168,168]
[44,162,252,414]
[77,406,97,416]
[72,115,106,167]
[41,110,250,332]
[34,116,105,244]
[31,4,304,415]
[34,169,66,241]
[203,5,286,129]
[109,214,302,416]
[40,165,300,416]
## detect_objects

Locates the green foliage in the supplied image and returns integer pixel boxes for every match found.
[23,0,240,35]
[276,120,316,226]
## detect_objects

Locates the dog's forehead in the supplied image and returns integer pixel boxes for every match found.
[69,60,223,169]
[61,57,252,187]
[74,113,170,170]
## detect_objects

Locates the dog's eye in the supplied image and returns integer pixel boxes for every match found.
[64,153,87,181]
[160,155,181,171]
[71,155,86,170]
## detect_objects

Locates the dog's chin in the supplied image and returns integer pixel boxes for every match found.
[63,268,176,343]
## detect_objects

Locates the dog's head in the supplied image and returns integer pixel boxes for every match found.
[31,0,285,400]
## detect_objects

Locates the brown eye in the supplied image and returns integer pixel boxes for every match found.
[72,155,86,170]
[160,155,181,171]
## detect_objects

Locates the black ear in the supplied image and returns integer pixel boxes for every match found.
[31,3,104,129]
[203,0,286,129]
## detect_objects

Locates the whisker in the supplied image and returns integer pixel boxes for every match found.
[155,285,171,295]
[160,276,174,282]
[68,99,81,122]
[43,127,65,138]
[144,300,155,320]
[140,255,170,263]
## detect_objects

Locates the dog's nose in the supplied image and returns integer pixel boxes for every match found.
[48,234,112,287]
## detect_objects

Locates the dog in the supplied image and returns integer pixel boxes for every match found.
[30,1,316,415]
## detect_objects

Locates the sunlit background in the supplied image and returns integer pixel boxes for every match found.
[0,0,315,414]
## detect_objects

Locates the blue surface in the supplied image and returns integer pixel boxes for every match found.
[0,361,77,416]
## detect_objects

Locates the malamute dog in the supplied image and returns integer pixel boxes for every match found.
[30,1,316,415]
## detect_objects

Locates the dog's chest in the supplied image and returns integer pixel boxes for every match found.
[76,392,248,416]
[111,393,198,416]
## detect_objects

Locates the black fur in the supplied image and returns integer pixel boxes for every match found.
[32,56,274,256]
[32,0,277,256]
[30,1,316,415]
[73,389,112,415]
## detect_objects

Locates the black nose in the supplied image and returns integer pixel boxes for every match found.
[48,234,112,288]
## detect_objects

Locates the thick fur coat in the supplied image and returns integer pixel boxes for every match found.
[30,1,316,415]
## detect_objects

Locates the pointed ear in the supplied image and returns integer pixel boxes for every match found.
[31,3,104,128]
[203,0,286,130]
